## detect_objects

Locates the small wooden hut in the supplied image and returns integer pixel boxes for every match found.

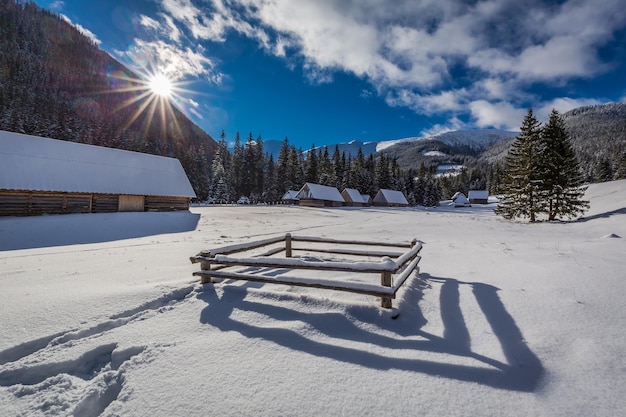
[468,190,489,204]
[341,188,367,207]
[373,189,409,207]
[281,190,300,205]
[295,183,345,207]
[451,192,470,207]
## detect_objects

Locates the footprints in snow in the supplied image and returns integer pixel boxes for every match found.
[0,286,195,415]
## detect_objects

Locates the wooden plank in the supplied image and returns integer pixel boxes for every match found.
[392,241,423,272]
[291,235,412,248]
[194,255,393,273]
[193,269,393,298]
[291,247,403,258]
[390,257,421,295]
[195,234,287,258]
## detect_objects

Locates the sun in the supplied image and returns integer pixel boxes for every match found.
[148,73,173,98]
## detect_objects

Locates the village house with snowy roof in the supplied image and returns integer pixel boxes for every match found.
[468,190,489,204]
[341,188,367,207]
[295,183,345,207]
[0,130,196,216]
[280,190,300,205]
[372,189,409,207]
[451,192,471,207]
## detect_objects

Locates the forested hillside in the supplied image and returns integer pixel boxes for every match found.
[563,103,626,181]
[0,0,216,199]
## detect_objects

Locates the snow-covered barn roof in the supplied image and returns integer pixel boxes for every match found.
[0,130,196,198]
[281,190,299,200]
[295,183,344,203]
[342,188,365,203]
[468,190,489,199]
[375,189,408,205]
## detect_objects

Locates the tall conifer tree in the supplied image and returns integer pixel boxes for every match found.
[495,109,543,222]
[539,109,589,220]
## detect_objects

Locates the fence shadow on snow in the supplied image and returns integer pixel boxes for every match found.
[197,272,544,392]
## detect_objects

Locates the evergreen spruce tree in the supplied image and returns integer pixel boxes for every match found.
[332,145,344,189]
[305,144,319,183]
[209,132,232,204]
[495,108,544,222]
[231,132,245,197]
[539,109,589,220]
[276,138,290,192]
[615,152,626,180]
[375,152,391,190]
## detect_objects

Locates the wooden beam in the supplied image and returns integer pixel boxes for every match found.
[291,235,412,248]
[381,270,392,309]
[193,269,393,298]
[285,233,292,258]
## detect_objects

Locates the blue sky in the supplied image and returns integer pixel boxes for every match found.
[36,0,626,148]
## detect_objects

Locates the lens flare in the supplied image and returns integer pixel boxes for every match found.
[148,73,173,98]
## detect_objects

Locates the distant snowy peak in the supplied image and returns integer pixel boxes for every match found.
[376,129,516,153]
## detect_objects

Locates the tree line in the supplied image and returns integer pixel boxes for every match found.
[206,131,443,206]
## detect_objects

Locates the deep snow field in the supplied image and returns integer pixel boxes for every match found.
[1,180,625,417]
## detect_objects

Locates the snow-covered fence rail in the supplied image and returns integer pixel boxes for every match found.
[190,233,422,309]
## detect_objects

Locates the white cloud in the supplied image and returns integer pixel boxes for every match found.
[535,97,603,121]
[469,100,526,131]
[59,14,101,45]
[420,117,466,138]
[188,106,203,119]
[117,39,222,83]
[49,1,64,11]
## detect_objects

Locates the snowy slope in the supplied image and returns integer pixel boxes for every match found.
[376,129,516,152]
[1,180,625,416]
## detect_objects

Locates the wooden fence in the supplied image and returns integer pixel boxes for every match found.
[190,233,422,309]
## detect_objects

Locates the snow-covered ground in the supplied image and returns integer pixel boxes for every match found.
[1,180,625,416]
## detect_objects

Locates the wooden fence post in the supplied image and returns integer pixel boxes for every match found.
[285,233,292,258]
[381,271,392,309]
[200,250,212,284]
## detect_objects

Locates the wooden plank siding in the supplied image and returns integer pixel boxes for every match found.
[91,194,119,213]
[0,191,91,216]
[0,191,189,216]
[145,196,190,211]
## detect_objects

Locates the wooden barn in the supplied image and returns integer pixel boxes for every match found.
[373,189,409,207]
[341,188,367,207]
[0,130,196,216]
[361,194,373,207]
[468,190,489,204]
[295,183,345,207]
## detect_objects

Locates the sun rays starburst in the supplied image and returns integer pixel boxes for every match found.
[104,64,200,140]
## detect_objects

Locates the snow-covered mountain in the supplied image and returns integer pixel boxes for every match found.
[264,129,516,159]
[376,129,516,153]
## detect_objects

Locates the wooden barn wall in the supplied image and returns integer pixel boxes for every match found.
[0,191,189,216]
[91,194,119,213]
[144,196,189,211]
[0,191,91,216]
